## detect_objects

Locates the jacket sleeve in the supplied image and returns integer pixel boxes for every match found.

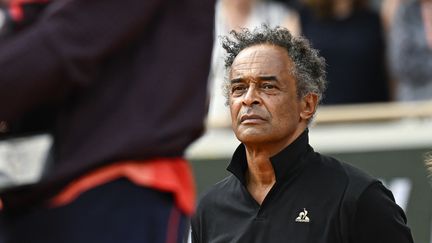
[0,0,164,120]
[350,182,414,243]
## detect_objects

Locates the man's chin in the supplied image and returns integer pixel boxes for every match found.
[235,131,269,144]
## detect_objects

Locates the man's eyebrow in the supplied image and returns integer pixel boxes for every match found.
[259,75,278,81]
[230,78,243,84]
[230,76,278,83]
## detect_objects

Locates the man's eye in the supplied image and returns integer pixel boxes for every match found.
[231,85,247,94]
[262,84,275,90]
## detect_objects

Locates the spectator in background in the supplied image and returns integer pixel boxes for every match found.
[384,0,432,101]
[275,0,301,9]
[295,0,391,104]
[207,0,299,126]
[0,0,215,243]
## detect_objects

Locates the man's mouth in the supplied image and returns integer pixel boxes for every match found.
[240,114,266,123]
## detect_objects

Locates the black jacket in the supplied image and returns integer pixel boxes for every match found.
[191,130,414,243]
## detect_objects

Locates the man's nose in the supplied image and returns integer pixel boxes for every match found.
[242,84,261,106]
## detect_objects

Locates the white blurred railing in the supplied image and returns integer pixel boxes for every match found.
[187,100,432,159]
[315,100,432,124]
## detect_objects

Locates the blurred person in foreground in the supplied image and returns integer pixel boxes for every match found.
[0,0,215,242]
[190,25,413,243]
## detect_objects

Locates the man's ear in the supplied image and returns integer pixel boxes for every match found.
[300,93,318,120]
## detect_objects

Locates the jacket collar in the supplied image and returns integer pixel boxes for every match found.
[227,129,313,186]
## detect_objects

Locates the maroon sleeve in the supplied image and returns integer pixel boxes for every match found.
[0,0,164,120]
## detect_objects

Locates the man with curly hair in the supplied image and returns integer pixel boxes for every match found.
[190,25,413,243]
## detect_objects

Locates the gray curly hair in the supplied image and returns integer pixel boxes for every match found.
[221,25,327,104]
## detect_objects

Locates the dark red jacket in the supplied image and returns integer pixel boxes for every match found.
[0,0,215,210]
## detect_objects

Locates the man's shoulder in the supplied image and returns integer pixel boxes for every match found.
[315,152,378,196]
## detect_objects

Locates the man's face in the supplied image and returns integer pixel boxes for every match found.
[229,44,314,151]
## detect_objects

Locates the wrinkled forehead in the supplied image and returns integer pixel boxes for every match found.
[229,44,293,79]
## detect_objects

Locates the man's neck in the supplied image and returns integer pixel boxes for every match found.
[241,127,308,204]
[244,147,276,205]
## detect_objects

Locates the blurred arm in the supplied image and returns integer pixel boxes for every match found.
[0,0,164,120]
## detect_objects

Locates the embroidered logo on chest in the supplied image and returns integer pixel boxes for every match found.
[295,208,310,223]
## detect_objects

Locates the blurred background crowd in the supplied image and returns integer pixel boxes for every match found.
[1,0,431,125]
[205,0,432,126]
